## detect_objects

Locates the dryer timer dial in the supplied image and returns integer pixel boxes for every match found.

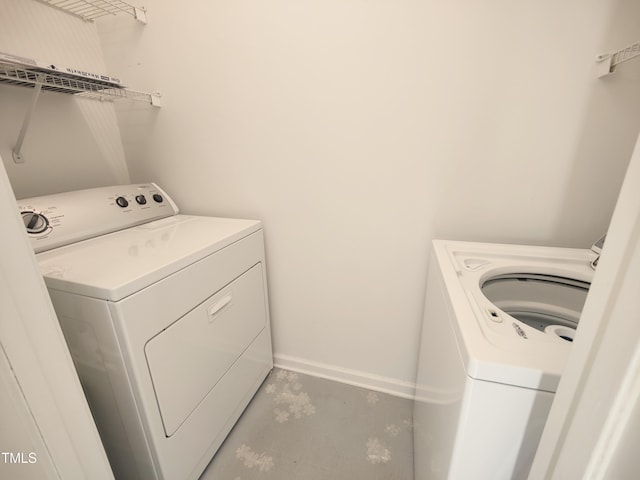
[22,211,49,234]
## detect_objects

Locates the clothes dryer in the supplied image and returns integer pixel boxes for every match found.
[18,184,273,480]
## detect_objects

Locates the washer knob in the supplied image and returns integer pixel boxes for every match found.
[135,195,147,205]
[22,212,49,234]
[152,194,163,203]
[116,196,129,208]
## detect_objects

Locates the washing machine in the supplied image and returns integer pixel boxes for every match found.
[17,183,273,480]
[413,239,597,480]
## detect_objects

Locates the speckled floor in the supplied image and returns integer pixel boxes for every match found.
[199,368,414,480]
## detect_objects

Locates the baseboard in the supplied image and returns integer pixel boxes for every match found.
[273,354,416,400]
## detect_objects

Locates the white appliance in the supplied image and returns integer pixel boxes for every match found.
[413,240,596,480]
[17,183,273,480]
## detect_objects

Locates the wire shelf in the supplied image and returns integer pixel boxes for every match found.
[36,0,146,23]
[0,60,160,105]
[596,40,640,77]
[1,56,161,163]
[610,41,640,67]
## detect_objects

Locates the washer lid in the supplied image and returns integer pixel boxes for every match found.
[36,215,262,301]
[434,239,595,392]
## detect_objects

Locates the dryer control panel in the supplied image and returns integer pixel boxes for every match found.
[17,183,179,253]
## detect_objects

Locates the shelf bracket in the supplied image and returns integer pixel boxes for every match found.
[13,76,44,164]
[133,7,147,24]
[595,54,615,77]
[150,92,162,107]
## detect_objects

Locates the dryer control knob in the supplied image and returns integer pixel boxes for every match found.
[152,194,163,203]
[116,196,129,208]
[22,211,49,234]
[135,195,147,205]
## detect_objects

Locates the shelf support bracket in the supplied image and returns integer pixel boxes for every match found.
[134,7,147,24]
[13,76,44,164]
[595,54,614,78]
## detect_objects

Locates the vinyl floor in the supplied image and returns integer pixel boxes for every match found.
[200,368,414,480]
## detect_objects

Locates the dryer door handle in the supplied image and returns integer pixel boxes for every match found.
[207,295,232,322]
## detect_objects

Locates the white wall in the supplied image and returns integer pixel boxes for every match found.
[0,0,129,199]
[0,0,638,395]
[97,0,640,393]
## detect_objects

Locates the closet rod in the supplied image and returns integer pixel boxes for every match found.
[596,40,640,77]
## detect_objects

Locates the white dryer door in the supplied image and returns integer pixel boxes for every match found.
[144,263,267,436]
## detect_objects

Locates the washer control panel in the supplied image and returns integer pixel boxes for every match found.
[17,183,179,253]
